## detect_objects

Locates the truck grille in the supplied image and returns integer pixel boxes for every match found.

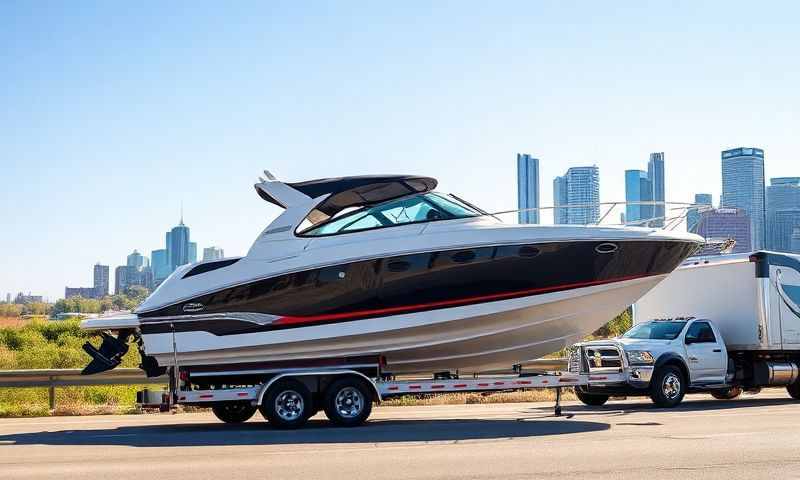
[584,346,623,372]
[568,349,582,373]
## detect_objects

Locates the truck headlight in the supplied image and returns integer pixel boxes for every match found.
[626,350,654,365]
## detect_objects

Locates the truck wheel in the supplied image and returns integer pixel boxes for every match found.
[212,402,257,423]
[787,381,800,400]
[710,386,742,400]
[323,377,373,427]
[650,365,685,408]
[260,378,313,429]
[575,389,609,406]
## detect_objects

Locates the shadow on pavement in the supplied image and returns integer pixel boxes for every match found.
[0,417,609,447]
[527,395,798,417]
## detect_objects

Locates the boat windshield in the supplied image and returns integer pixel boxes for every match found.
[622,321,688,340]
[301,193,482,236]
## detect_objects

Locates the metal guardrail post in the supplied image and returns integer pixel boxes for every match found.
[48,379,55,411]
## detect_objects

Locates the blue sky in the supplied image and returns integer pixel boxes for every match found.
[2,1,799,300]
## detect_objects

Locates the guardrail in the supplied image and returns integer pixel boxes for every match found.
[0,368,168,410]
[0,359,567,411]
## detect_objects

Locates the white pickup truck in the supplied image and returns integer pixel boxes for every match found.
[569,251,800,407]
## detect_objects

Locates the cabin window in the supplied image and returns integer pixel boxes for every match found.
[300,193,481,236]
[685,322,717,343]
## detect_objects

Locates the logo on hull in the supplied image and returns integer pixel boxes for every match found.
[182,302,205,313]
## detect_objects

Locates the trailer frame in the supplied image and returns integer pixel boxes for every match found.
[146,364,626,425]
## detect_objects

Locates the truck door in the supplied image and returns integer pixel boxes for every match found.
[776,268,800,347]
[684,321,727,384]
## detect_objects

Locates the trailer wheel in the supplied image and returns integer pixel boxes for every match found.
[787,380,800,400]
[710,386,742,400]
[212,402,257,424]
[323,377,373,427]
[650,365,685,408]
[260,378,313,429]
[575,389,609,406]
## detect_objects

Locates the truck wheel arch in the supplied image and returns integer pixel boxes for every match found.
[654,353,690,384]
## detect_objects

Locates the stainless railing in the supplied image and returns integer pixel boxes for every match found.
[486,200,713,231]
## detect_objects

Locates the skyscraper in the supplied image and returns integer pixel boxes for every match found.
[203,246,225,261]
[648,152,665,227]
[623,152,665,227]
[127,250,144,269]
[553,175,568,224]
[114,265,133,294]
[553,166,600,225]
[624,169,652,225]
[167,219,191,271]
[793,228,800,254]
[687,193,713,233]
[766,177,800,253]
[696,208,752,253]
[151,249,170,283]
[721,147,766,249]
[189,242,197,264]
[93,263,109,297]
[516,153,540,224]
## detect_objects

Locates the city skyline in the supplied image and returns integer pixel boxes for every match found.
[3,2,800,300]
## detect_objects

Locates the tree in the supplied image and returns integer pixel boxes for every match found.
[21,302,51,316]
[0,303,22,317]
[53,297,101,315]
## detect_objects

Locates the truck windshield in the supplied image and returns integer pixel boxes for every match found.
[623,321,688,340]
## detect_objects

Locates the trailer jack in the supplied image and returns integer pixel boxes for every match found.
[554,387,562,417]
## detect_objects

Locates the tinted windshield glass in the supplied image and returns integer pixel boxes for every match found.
[623,321,687,340]
[303,193,481,236]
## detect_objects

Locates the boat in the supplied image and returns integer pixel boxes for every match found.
[80,173,703,377]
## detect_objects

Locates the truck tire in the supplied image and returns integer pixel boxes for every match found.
[212,402,257,424]
[323,377,373,427]
[260,378,313,429]
[650,365,686,408]
[787,381,800,400]
[575,389,609,406]
[710,386,742,400]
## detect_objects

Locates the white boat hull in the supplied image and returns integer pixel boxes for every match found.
[142,275,663,374]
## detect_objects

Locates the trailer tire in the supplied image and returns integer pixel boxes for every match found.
[260,378,313,429]
[650,365,685,408]
[710,386,742,400]
[787,381,800,400]
[575,389,609,406]
[211,402,257,424]
[323,377,373,427]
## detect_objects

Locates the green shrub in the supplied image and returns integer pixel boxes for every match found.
[35,319,85,342]
[0,346,16,369]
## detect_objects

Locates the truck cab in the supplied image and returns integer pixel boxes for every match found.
[570,317,731,407]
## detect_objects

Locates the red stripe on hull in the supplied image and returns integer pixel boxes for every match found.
[273,273,652,327]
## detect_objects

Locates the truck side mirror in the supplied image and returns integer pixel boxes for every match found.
[684,337,696,345]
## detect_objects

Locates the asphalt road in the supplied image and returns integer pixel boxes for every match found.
[2,390,800,479]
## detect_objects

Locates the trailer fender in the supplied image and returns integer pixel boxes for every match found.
[254,370,382,406]
[654,353,691,384]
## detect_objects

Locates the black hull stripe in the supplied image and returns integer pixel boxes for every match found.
[272,272,653,326]
[141,272,655,336]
